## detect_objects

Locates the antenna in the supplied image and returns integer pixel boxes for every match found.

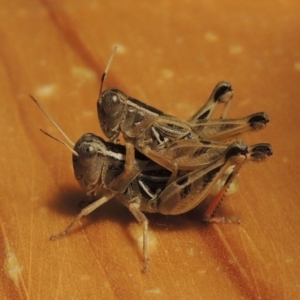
[98,46,117,99]
[30,94,75,147]
[40,129,78,156]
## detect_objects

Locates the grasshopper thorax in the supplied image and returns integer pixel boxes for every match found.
[98,87,163,142]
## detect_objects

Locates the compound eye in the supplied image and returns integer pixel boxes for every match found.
[86,145,95,155]
[102,92,121,115]
[80,144,98,167]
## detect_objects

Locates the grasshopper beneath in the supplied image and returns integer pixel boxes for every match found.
[97,48,269,182]
[31,95,272,272]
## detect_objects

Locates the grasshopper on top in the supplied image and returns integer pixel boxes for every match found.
[97,48,269,179]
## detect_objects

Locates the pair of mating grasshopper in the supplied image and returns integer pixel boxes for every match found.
[32,48,272,272]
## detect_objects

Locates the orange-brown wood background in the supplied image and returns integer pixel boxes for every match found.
[1,1,299,299]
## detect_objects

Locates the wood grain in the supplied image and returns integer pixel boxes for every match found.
[1,1,299,299]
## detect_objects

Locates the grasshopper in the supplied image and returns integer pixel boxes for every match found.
[97,48,269,182]
[31,95,272,271]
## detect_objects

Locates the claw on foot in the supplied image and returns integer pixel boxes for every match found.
[50,231,67,241]
[142,258,150,273]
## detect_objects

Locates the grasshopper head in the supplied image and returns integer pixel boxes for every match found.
[97,88,127,141]
[73,133,107,195]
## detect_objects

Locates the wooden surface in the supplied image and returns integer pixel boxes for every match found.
[1,1,299,299]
